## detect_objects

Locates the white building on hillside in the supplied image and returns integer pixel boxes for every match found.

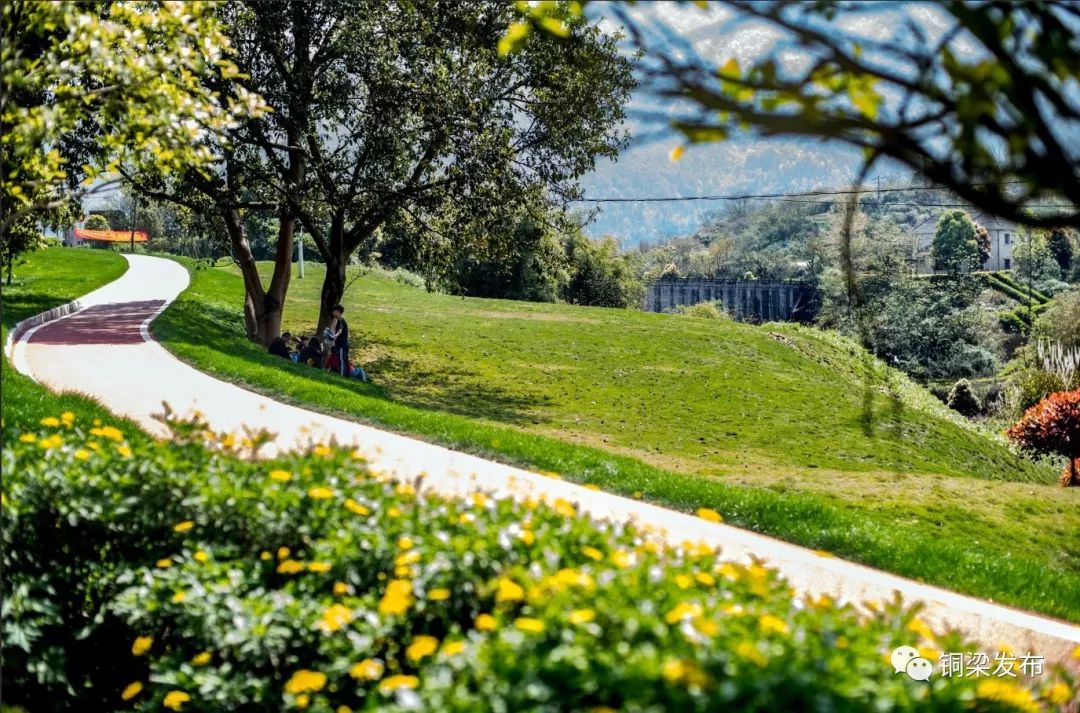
[911,210,1018,272]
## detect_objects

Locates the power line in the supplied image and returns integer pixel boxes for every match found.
[570,180,1072,204]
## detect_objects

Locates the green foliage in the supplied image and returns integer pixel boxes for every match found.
[932,211,981,275]
[1036,290,1080,349]
[972,223,992,266]
[674,301,730,320]
[561,234,644,308]
[1048,229,1075,278]
[1013,230,1061,293]
[83,214,111,231]
[1,1,264,240]
[3,417,1074,710]
[946,379,981,417]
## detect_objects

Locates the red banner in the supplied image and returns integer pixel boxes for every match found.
[74,228,149,243]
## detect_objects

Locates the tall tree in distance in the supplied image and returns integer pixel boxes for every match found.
[932,210,981,275]
[1048,228,1075,279]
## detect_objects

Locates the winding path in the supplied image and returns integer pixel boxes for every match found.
[8,254,1080,670]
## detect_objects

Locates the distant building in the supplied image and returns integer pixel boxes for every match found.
[910,210,1018,272]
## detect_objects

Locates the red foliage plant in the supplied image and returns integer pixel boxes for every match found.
[1005,388,1080,487]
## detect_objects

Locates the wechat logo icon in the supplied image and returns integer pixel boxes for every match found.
[892,646,933,681]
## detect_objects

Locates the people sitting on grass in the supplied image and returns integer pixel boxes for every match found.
[267,331,293,360]
[298,336,324,367]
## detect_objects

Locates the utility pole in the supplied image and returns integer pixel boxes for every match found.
[296,224,305,279]
[129,197,138,253]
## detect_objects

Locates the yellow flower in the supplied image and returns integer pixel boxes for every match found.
[569,609,595,625]
[191,651,212,666]
[38,434,62,449]
[18,433,36,443]
[116,445,133,458]
[61,411,75,425]
[156,559,173,569]
[284,669,327,694]
[475,613,497,631]
[735,640,767,667]
[277,559,305,575]
[333,581,349,596]
[193,550,210,563]
[74,449,90,461]
[173,521,194,532]
[520,530,535,545]
[319,603,353,632]
[395,551,420,567]
[397,536,414,550]
[495,577,524,602]
[87,441,100,450]
[696,508,723,523]
[674,574,693,590]
[295,694,310,709]
[99,426,124,442]
[337,707,353,713]
[378,675,419,694]
[313,445,332,457]
[278,546,291,559]
[471,492,488,508]
[260,551,272,560]
[388,506,402,518]
[307,561,332,573]
[553,499,576,517]
[406,635,439,662]
[441,640,466,657]
[695,572,716,587]
[344,499,370,516]
[40,416,61,427]
[269,469,293,482]
[428,588,450,601]
[121,681,143,700]
[758,614,789,635]
[349,658,384,680]
[581,546,603,561]
[975,679,1039,713]
[171,591,186,603]
[132,636,153,656]
[1071,644,1080,660]
[307,486,334,499]
[163,690,191,710]
[378,579,413,616]
[664,602,703,624]
[717,562,741,581]
[220,433,236,449]
[395,483,416,496]
[906,617,935,641]
[1047,681,1071,705]
[514,617,545,633]
[661,658,707,686]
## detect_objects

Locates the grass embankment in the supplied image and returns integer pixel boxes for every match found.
[154,258,1080,621]
[0,248,142,434]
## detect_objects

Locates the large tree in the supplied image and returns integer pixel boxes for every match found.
[932,210,981,275]
[1,1,263,260]
[509,1,1080,229]
[136,0,633,342]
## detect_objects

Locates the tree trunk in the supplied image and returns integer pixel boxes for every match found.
[319,255,346,333]
[221,207,290,346]
[1063,457,1080,488]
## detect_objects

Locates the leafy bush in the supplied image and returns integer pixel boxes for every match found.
[84,214,112,231]
[387,268,427,290]
[1005,389,1080,487]
[3,415,1074,711]
[1037,290,1080,349]
[946,379,981,417]
[674,300,730,320]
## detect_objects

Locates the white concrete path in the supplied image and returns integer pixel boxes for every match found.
[9,254,1080,671]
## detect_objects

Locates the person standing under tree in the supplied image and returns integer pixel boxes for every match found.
[328,304,349,376]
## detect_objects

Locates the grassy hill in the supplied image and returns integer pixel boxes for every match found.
[152,259,1079,621]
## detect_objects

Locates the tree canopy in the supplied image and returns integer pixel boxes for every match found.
[932,210,981,274]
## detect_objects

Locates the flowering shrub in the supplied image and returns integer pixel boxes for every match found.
[2,416,1076,711]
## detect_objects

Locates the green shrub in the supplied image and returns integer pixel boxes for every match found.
[2,415,1073,711]
[674,300,730,320]
[946,379,981,417]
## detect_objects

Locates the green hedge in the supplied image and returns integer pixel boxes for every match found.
[2,415,1075,712]
[984,273,1050,306]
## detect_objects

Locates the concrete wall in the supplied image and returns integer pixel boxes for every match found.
[645,277,818,322]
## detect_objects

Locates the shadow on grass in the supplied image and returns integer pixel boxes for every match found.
[157,297,550,426]
[1,292,77,328]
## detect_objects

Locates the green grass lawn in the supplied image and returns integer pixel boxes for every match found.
[153,258,1080,622]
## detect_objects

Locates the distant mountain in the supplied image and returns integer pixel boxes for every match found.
[578,136,877,244]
